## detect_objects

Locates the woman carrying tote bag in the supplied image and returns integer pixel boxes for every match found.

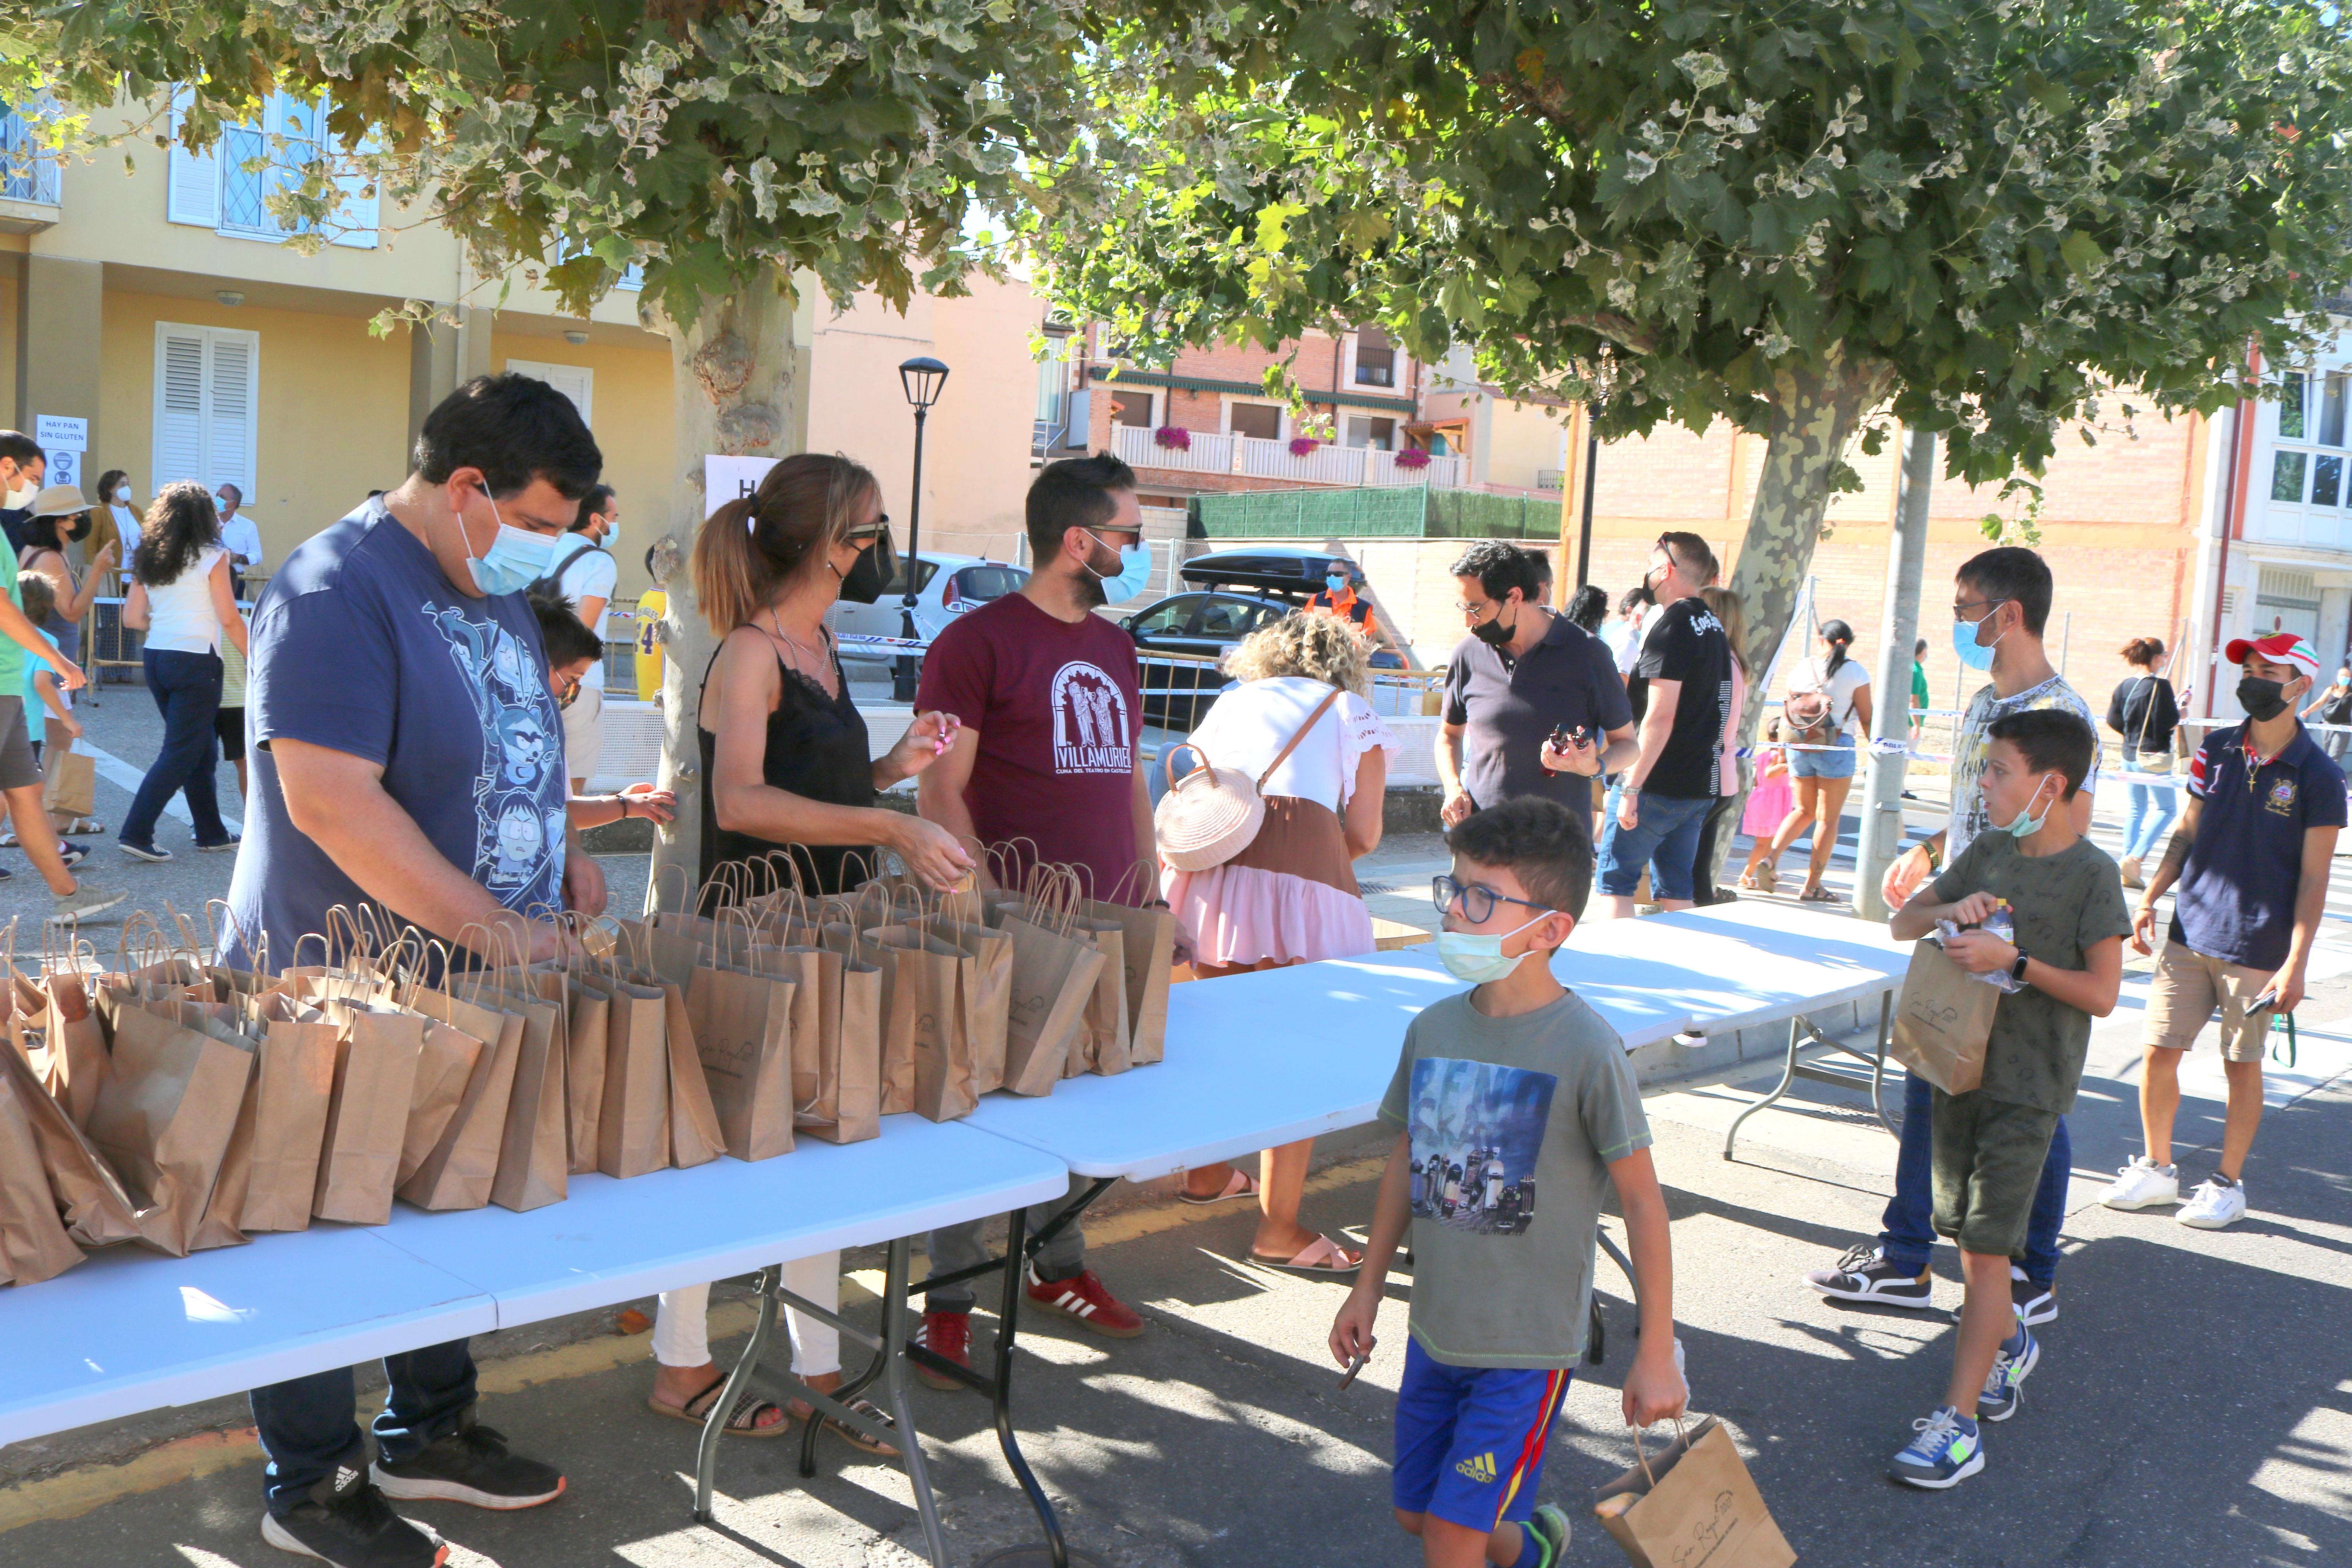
[1161,611,1398,1274]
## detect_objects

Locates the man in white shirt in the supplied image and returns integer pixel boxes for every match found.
[216,483,265,600]
[549,484,619,793]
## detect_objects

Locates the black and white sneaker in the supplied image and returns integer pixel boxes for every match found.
[2009,1265,2057,1326]
[1802,1243,1933,1308]
[260,1456,446,1567]
[370,1408,565,1511]
[118,840,172,863]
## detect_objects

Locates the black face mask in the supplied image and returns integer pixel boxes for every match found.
[833,526,898,604]
[1471,601,1516,646]
[1634,579,1657,608]
[2237,675,2294,722]
[66,517,90,543]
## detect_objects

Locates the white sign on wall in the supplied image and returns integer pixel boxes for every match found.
[34,415,87,453]
[704,454,779,519]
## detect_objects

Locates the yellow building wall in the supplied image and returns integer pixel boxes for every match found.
[1483,399,1570,490]
[491,331,675,600]
[98,290,413,567]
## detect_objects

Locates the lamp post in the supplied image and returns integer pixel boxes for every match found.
[894,356,949,701]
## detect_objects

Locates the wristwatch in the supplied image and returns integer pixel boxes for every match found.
[2010,952,2030,984]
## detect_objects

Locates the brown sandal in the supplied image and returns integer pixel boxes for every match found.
[647,1373,789,1438]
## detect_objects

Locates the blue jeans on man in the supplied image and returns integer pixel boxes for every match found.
[1880,1071,2068,1284]
[250,1343,477,1514]
[120,646,230,851]
[1596,791,1715,902]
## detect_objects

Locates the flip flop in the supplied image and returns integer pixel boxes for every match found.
[1248,1234,1363,1277]
[1799,886,1844,905]
[1178,1169,1260,1205]
[810,1394,902,1457]
[646,1374,789,1438]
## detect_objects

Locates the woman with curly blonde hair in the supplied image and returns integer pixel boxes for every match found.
[1167,609,1399,1274]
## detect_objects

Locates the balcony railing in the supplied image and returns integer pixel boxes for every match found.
[1112,422,1465,488]
[0,109,62,206]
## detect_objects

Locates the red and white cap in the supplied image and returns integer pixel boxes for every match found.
[2223,631,2321,681]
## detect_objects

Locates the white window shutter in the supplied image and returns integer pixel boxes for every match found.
[165,87,220,228]
[504,358,595,428]
[154,327,208,485]
[208,332,257,497]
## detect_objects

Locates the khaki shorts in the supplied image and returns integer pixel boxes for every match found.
[0,698,39,791]
[560,682,604,783]
[2145,941,2273,1063]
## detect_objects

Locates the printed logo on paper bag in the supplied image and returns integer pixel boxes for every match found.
[1405,1057,1555,1238]
[1049,660,1132,775]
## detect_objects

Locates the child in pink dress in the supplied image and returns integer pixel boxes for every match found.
[1738,720,1795,891]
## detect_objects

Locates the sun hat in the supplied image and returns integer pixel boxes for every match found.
[2223,632,2320,682]
[26,484,91,518]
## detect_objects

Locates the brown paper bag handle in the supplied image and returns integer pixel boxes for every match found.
[1627,1414,1692,1489]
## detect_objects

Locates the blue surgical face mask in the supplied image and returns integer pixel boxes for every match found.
[1953,604,2006,671]
[1996,773,2058,838]
[1326,573,1348,593]
[1435,911,1555,983]
[1085,531,1153,602]
[465,489,559,597]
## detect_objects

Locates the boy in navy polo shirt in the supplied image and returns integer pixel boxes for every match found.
[2102,632,2345,1230]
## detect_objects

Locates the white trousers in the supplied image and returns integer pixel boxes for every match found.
[651,1251,841,1377]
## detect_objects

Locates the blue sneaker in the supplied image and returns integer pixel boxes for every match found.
[1521,1504,1572,1566]
[1889,1405,1984,1489]
[1976,1323,2039,1422]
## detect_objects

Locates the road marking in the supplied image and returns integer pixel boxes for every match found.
[66,738,241,835]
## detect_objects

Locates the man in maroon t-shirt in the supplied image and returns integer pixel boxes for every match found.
[913,451,1156,1377]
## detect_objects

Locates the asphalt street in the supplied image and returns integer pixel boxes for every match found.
[0,691,2346,1565]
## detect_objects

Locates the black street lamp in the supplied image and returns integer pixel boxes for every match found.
[893,356,949,701]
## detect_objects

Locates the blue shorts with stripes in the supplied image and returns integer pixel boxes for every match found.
[1392,1336,1573,1531]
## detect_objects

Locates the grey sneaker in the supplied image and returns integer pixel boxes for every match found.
[48,882,127,924]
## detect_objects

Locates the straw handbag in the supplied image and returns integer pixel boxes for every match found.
[1153,687,1342,871]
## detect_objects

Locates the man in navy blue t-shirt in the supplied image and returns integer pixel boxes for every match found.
[223,375,603,1568]
[2104,632,2344,1231]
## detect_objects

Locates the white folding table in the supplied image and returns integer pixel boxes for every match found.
[0,1225,495,1447]
[367,1117,1069,1567]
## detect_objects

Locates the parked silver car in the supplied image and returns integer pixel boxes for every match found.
[824,553,1029,662]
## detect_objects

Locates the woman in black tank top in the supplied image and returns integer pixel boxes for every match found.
[688,453,974,907]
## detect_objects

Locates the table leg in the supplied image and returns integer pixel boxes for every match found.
[693,1265,778,1525]
[1869,991,1894,1137]
[1722,1017,1803,1161]
[883,1236,954,1568]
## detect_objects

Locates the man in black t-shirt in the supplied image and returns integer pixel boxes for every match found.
[1596,531,1731,916]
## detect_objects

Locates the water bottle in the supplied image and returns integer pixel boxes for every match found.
[1981,900,2024,993]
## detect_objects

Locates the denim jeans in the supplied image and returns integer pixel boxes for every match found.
[250,1341,477,1514]
[120,646,228,849]
[924,1173,1095,1312]
[2122,751,2178,862]
[1878,1071,2068,1283]
[1596,791,1714,902]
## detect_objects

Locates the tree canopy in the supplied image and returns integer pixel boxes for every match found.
[7,1,1107,325]
[1041,0,2352,484]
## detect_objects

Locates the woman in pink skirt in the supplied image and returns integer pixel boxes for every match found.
[1166,612,1397,1273]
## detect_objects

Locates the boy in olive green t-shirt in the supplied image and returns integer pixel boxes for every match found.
[1887,708,2129,1490]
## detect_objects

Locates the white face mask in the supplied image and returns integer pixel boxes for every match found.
[2,475,34,510]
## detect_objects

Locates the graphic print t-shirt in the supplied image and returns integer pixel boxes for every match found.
[1628,596,1732,799]
[1948,675,2101,861]
[225,498,568,969]
[1377,989,1649,1368]
[915,592,1147,903]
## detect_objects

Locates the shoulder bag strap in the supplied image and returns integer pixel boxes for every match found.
[1256,686,1345,791]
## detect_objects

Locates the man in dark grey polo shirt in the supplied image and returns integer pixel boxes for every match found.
[1437,540,1635,828]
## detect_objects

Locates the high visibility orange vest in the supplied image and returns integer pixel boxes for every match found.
[1307,587,1378,639]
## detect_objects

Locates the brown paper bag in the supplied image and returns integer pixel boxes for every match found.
[0,1042,143,1248]
[36,974,109,1129]
[748,938,880,1145]
[85,1005,254,1256]
[1071,918,1131,1077]
[238,999,340,1232]
[559,980,610,1174]
[1082,899,1175,1067]
[312,1004,425,1225]
[584,971,671,1178]
[1594,1416,1797,1568]
[661,982,726,1168]
[998,914,1106,1098]
[688,963,795,1161]
[1887,938,1996,1096]
[866,926,977,1122]
[42,742,94,820]
[821,920,915,1116]
[477,978,567,1212]
[923,916,1011,1096]
[396,1020,483,1187]
[190,1061,260,1252]
[394,988,521,1213]
[0,1071,84,1284]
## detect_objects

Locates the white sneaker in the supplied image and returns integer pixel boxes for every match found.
[2099,1156,2180,1210]
[2176,1178,2247,1230]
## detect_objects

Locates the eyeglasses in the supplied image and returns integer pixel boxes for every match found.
[1432,875,1555,925]
[1952,597,2009,623]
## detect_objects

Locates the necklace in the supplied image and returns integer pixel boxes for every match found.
[757,608,836,693]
